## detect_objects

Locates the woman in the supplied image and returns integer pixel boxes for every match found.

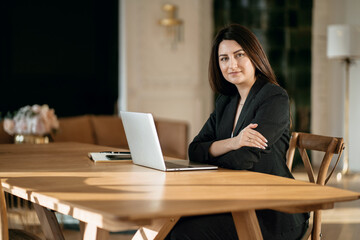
[166,24,309,239]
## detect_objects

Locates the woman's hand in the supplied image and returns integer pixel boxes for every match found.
[209,123,268,157]
[232,123,268,150]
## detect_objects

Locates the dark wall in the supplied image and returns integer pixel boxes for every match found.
[0,0,118,118]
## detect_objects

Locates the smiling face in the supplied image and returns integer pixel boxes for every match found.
[218,40,256,90]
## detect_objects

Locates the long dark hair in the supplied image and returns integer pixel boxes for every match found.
[209,24,278,95]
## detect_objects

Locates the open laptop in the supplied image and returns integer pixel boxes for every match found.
[120,111,218,172]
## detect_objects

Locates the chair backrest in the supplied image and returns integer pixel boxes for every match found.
[0,181,9,240]
[286,132,345,240]
[286,132,344,185]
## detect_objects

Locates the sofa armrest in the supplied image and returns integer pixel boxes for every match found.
[0,121,13,144]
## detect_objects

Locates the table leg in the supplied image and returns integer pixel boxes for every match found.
[80,221,110,240]
[232,210,263,240]
[33,203,65,240]
[132,217,180,240]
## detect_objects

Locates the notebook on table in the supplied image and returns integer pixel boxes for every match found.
[88,151,131,163]
[120,111,218,172]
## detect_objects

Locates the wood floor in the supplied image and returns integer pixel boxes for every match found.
[7,170,360,240]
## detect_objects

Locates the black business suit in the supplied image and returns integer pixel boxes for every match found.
[189,78,293,176]
[178,79,309,239]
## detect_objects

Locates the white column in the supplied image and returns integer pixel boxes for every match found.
[120,0,213,142]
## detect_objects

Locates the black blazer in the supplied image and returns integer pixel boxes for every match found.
[189,78,309,237]
[189,78,292,176]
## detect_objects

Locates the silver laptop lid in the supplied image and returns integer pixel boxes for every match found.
[120,111,167,171]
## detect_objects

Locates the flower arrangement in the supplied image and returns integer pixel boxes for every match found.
[3,104,59,136]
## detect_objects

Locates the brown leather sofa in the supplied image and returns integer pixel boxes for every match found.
[57,115,189,159]
[0,121,12,144]
[0,115,189,159]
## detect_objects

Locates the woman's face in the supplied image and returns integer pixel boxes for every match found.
[218,40,256,88]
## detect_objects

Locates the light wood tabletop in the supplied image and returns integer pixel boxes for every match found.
[0,142,359,240]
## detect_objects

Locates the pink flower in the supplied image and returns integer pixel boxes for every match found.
[31,116,47,135]
[3,119,15,135]
[3,104,59,136]
[31,104,42,114]
[15,118,29,134]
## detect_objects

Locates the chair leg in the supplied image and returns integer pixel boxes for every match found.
[311,210,322,240]
[301,225,312,240]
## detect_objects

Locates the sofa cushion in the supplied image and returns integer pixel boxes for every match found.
[91,115,128,149]
[53,115,96,144]
[52,114,188,160]
[155,119,188,159]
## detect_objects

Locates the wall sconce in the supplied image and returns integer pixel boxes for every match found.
[158,4,183,49]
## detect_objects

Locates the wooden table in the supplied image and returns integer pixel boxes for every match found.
[0,142,359,240]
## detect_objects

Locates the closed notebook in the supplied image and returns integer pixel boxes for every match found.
[88,152,132,163]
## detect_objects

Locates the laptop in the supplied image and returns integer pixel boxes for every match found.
[120,111,218,172]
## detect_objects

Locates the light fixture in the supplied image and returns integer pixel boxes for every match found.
[158,4,183,49]
[327,24,360,174]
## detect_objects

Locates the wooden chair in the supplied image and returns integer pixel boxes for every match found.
[286,132,345,240]
[1,181,41,240]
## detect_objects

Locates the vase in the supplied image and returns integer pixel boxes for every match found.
[14,134,49,144]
